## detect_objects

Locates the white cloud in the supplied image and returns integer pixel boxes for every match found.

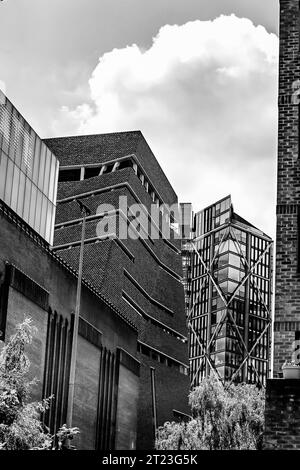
[53,14,279,236]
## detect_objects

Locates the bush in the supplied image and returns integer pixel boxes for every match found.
[0,318,79,450]
[156,375,265,450]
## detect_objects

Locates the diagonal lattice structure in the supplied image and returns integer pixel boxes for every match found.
[184,196,273,388]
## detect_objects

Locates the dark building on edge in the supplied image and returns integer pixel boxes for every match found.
[0,91,190,449]
[185,196,273,388]
[264,0,300,450]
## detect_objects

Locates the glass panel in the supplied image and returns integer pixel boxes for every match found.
[10,166,20,212]
[37,144,46,191]
[39,194,48,239]
[215,268,228,282]
[220,212,230,225]
[216,252,229,267]
[34,190,42,233]
[23,178,32,224]
[216,338,226,352]
[219,280,239,294]
[4,157,14,206]
[218,240,229,254]
[29,184,37,228]
[48,154,56,203]
[53,160,59,205]
[0,104,10,154]
[32,136,40,185]
[228,253,241,268]
[228,267,242,282]
[0,152,8,200]
[8,109,17,162]
[43,148,51,198]
[22,125,34,178]
[14,116,23,168]
[221,198,231,212]
[16,170,26,217]
[44,201,53,244]
[49,204,56,245]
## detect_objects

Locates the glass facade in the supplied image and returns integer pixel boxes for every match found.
[187,196,272,387]
[0,90,59,244]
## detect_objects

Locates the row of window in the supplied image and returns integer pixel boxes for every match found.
[210,351,242,368]
[122,292,186,343]
[58,159,133,182]
[194,197,232,238]
[59,157,166,213]
[213,251,244,270]
[137,342,188,375]
[190,354,268,385]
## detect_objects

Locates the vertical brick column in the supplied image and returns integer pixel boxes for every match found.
[274,0,300,377]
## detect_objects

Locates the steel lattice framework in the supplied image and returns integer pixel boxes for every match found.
[184,200,273,389]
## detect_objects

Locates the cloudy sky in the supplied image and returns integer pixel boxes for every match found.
[0,0,279,236]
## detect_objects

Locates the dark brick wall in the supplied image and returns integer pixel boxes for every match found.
[264,379,300,449]
[0,205,139,449]
[274,0,300,376]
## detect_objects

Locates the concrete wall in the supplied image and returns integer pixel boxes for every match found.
[73,336,101,450]
[115,363,139,450]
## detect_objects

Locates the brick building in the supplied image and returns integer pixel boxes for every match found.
[264,0,300,450]
[271,0,300,376]
[0,90,141,450]
[0,91,190,449]
[185,196,272,387]
[44,131,190,449]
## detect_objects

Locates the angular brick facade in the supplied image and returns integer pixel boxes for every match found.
[45,131,190,449]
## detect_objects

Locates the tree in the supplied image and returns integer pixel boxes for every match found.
[156,375,265,450]
[0,318,79,450]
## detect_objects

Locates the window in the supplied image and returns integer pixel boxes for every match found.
[84,166,101,179]
[58,168,81,182]
[119,159,133,170]
[102,163,114,174]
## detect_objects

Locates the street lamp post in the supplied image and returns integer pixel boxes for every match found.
[66,199,91,428]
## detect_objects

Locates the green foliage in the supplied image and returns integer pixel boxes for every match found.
[156,375,265,450]
[0,318,79,450]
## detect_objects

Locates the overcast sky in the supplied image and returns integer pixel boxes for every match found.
[0,0,279,236]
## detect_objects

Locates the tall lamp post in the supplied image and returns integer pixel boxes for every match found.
[66,199,91,428]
